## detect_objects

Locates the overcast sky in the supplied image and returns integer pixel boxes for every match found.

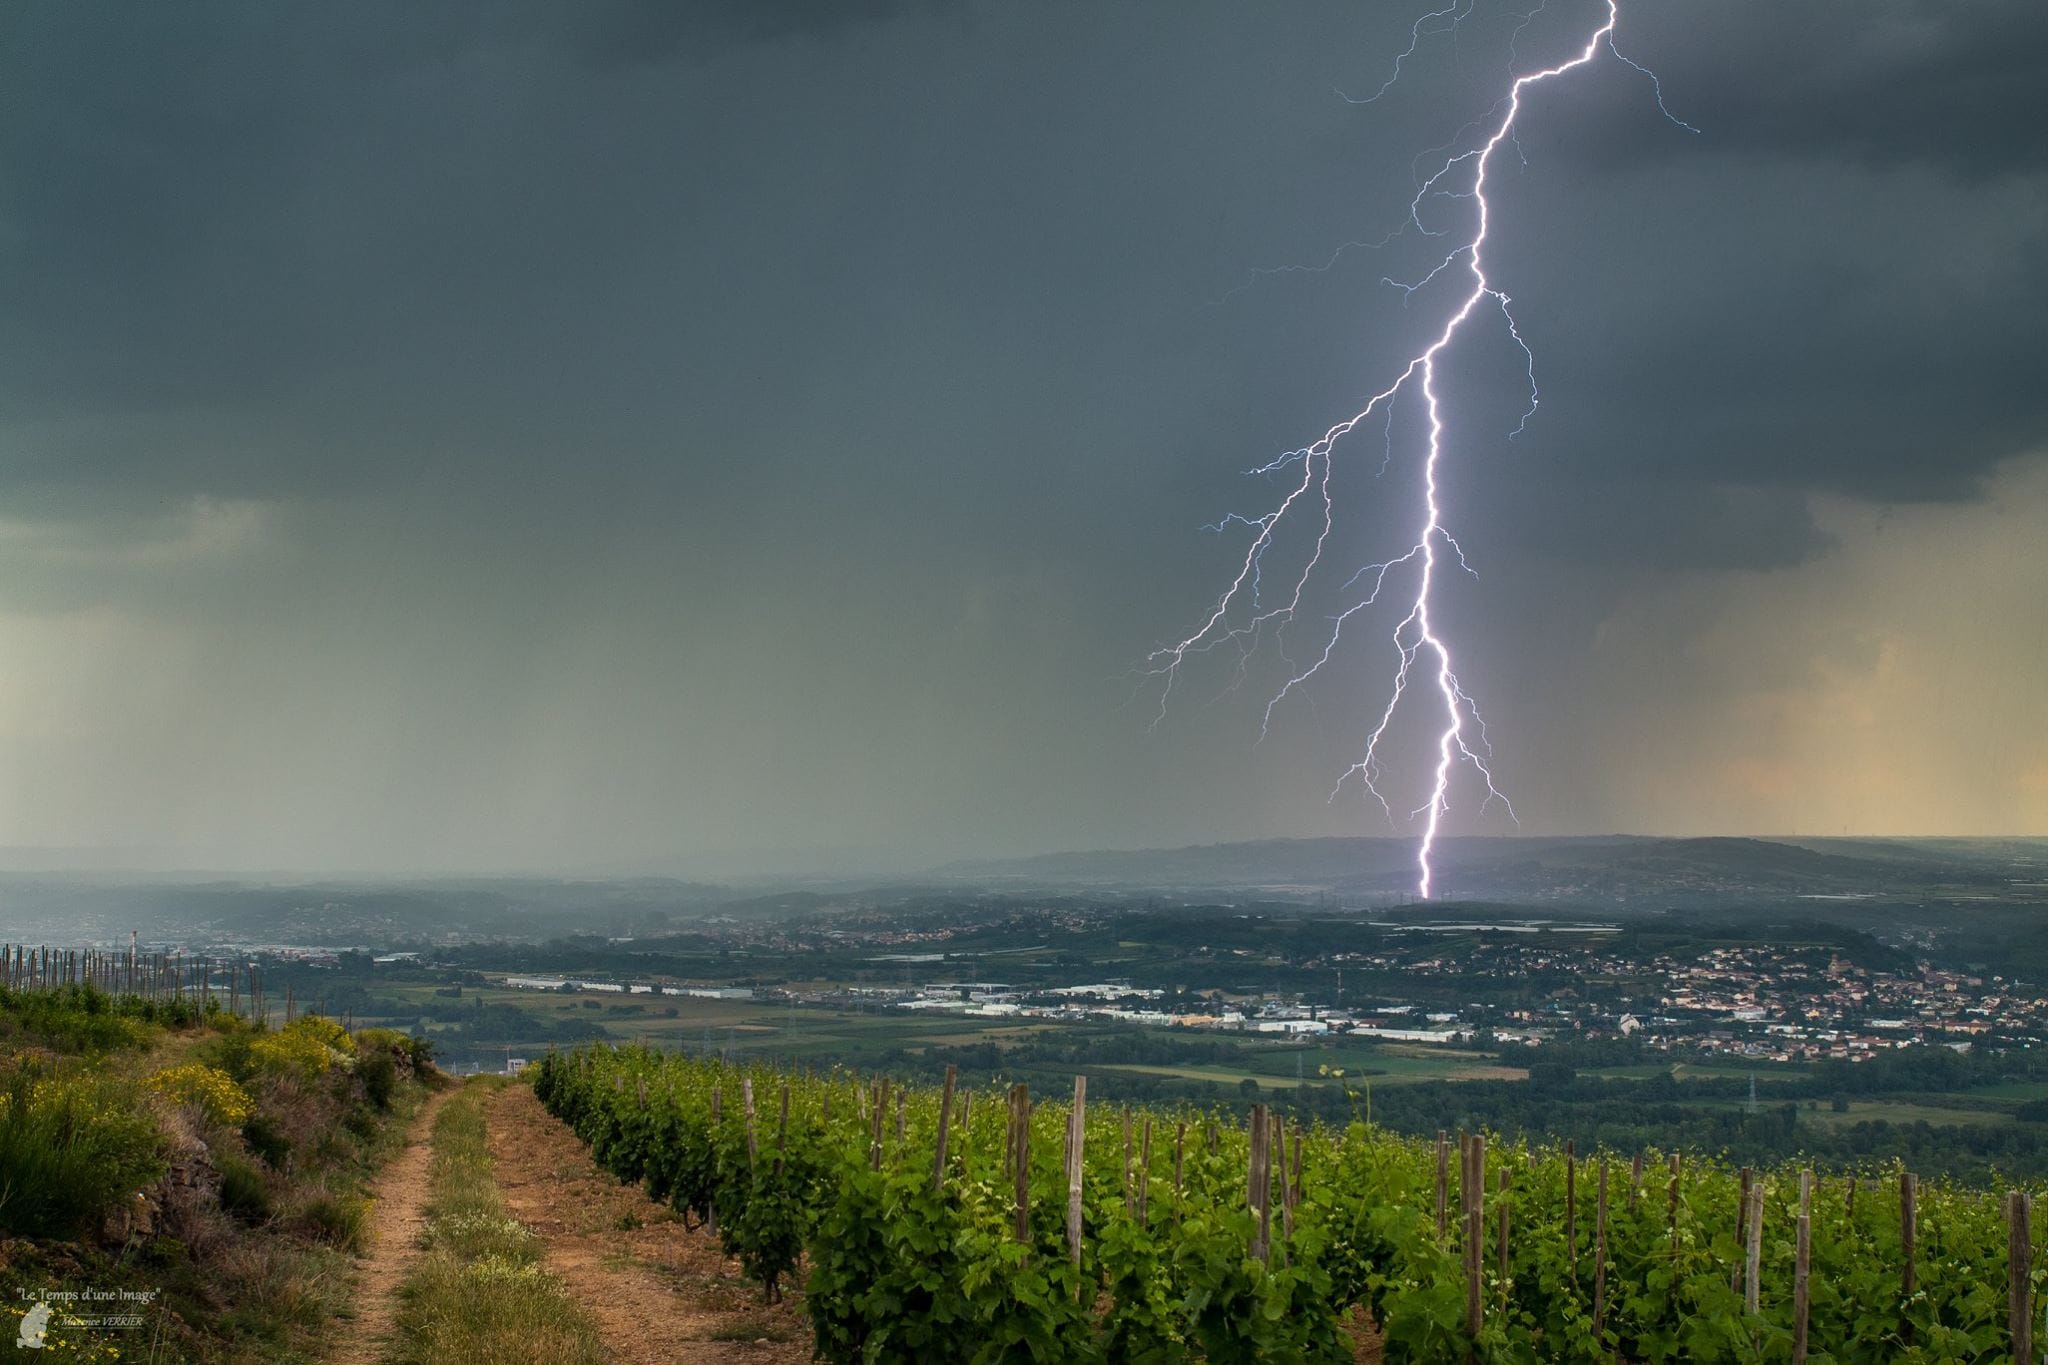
[1,0,2043,873]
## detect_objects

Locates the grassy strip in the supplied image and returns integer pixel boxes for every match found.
[392,1078,605,1365]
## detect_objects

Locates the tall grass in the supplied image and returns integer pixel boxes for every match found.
[0,983,166,1053]
[0,1066,163,1239]
[392,1080,604,1365]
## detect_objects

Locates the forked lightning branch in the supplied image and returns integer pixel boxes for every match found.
[1146,0,1693,897]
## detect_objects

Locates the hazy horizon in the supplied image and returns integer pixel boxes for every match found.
[0,830,2040,884]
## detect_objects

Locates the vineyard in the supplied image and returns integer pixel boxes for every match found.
[535,1043,2048,1364]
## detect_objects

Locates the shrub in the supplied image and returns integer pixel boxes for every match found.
[0,1066,164,1239]
[293,1192,368,1252]
[250,1016,355,1082]
[405,1034,436,1071]
[357,1048,399,1111]
[217,1152,273,1224]
[241,1112,292,1169]
[0,985,153,1054]
[351,1026,434,1087]
[197,1027,259,1082]
[291,1015,353,1053]
[149,1063,256,1127]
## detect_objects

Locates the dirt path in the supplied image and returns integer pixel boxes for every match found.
[485,1083,809,1365]
[330,1084,454,1365]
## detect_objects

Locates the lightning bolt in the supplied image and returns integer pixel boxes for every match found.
[1145,0,1692,898]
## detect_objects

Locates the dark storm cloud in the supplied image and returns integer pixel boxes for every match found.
[1592,0,2048,179]
[1299,1,2048,558]
[0,0,2041,864]
[550,0,949,69]
[4,0,2041,528]
[0,0,937,486]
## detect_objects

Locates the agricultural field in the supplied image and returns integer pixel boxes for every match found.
[352,979,1519,1093]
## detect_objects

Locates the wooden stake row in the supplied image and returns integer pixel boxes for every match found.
[1,943,291,1021]
[627,1068,2044,1360]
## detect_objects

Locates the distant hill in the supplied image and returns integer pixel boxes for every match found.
[931,834,2027,905]
[937,835,1629,886]
[0,875,733,945]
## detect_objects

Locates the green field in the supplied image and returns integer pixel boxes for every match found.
[1968,1079,2048,1101]
[353,983,1520,1091]
[1095,1049,1522,1091]
[1806,1099,2016,1128]
[360,982,1141,1064]
[1666,1092,2018,1128]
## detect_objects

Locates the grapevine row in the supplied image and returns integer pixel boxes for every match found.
[533,1044,2046,1362]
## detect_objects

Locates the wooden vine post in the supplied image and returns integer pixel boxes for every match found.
[1594,1161,1610,1336]
[1137,1117,1153,1227]
[932,1065,957,1193]
[1436,1131,1451,1241]
[869,1080,886,1171]
[1899,1171,1917,1345]
[1009,1084,1031,1245]
[1463,1134,1486,1346]
[1122,1110,1136,1214]
[1564,1139,1577,1284]
[1734,1168,1754,1295]
[708,1085,723,1234]
[1173,1120,1186,1222]
[2010,1189,2033,1364]
[774,1082,790,1174]
[1065,1076,1088,1295]
[1246,1104,1272,1264]
[1793,1170,1812,1365]
[1273,1113,1294,1254]
[1743,1176,1764,1317]
[1668,1151,1683,1251]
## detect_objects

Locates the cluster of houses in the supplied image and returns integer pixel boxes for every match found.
[1603,947,2019,1062]
[855,979,1490,1042]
